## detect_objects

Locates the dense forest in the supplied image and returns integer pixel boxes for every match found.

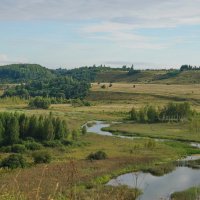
[3,77,91,99]
[0,64,56,83]
[0,112,69,146]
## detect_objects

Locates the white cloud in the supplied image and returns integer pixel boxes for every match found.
[0,54,28,66]
[0,54,8,61]
[1,0,200,27]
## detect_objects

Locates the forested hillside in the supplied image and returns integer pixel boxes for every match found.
[0,64,56,83]
[3,77,90,99]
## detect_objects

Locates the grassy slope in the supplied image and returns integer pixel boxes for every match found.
[89,83,200,112]
[95,70,200,84]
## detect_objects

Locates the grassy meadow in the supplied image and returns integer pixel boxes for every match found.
[0,82,200,199]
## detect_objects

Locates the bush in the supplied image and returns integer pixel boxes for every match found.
[25,142,42,151]
[33,151,52,164]
[12,144,26,153]
[0,146,12,153]
[29,97,51,109]
[1,154,27,169]
[87,151,107,160]
[82,126,87,135]
[61,139,73,146]
[101,84,106,89]
[43,140,62,148]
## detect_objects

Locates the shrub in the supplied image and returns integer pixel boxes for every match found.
[101,84,106,89]
[87,151,107,160]
[12,144,26,153]
[29,97,51,109]
[25,142,42,151]
[33,151,52,164]
[24,137,35,142]
[1,154,27,169]
[0,146,12,153]
[61,139,73,146]
[82,126,87,135]
[43,140,62,148]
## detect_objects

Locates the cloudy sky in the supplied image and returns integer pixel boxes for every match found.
[0,0,200,68]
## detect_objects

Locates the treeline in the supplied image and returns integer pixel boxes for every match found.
[55,65,126,82]
[0,112,69,145]
[0,64,55,83]
[180,65,200,71]
[130,102,192,123]
[3,77,91,99]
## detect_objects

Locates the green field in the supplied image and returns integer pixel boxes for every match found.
[0,82,200,200]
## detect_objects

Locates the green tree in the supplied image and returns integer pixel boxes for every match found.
[72,129,78,140]
[7,116,20,144]
[0,120,5,144]
[43,119,55,141]
[130,107,138,121]
[82,126,87,135]
[55,118,65,139]
[147,106,158,123]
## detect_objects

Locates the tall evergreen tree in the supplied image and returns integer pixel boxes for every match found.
[43,118,55,141]
[7,116,20,144]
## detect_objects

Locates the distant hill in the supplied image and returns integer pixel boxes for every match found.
[0,64,200,85]
[0,64,56,83]
[95,69,200,84]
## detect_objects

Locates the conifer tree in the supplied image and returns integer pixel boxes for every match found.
[7,116,20,144]
[43,118,55,141]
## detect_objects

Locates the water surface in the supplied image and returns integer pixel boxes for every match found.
[107,167,200,200]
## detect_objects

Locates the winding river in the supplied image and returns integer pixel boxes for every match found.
[86,121,200,200]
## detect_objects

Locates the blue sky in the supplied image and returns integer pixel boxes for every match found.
[0,0,200,69]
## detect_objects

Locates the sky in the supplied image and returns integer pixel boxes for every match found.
[0,0,200,69]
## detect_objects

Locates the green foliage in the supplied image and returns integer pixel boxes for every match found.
[171,186,200,200]
[71,99,91,107]
[180,64,200,71]
[0,112,69,147]
[130,102,192,123]
[72,129,79,140]
[189,115,200,134]
[55,65,117,82]
[29,97,51,109]
[1,154,27,169]
[32,151,52,164]
[43,140,63,148]
[0,64,55,83]
[6,116,20,145]
[130,107,138,121]
[0,146,12,153]
[82,126,87,135]
[147,106,159,123]
[87,151,107,160]
[11,144,26,153]
[144,139,156,149]
[4,77,91,99]
[127,65,140,75]
[24,141,43,151]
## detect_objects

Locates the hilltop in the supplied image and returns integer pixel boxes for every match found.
[0,64,56,83]
[0,64,200,84]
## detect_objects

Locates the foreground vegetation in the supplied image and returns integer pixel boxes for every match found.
[0,63,200,199]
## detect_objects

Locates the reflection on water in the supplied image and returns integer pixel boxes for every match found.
[86,121,200,200]
[107,167,200,200]
[86,121,113,136]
